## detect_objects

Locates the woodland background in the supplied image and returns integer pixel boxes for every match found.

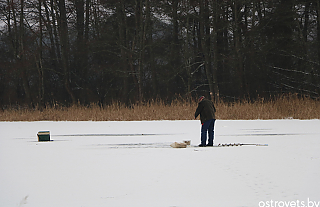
[0,0,320,108]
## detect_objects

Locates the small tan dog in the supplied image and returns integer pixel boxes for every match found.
[170,140,191,148]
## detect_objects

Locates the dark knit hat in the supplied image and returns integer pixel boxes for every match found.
[198,96,205,102]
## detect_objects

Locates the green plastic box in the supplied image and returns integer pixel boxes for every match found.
[37,131,50,141]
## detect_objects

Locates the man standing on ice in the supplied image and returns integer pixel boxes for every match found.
[195,96,216,147]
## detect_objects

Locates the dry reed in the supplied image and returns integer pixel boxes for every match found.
[1,95,319,121]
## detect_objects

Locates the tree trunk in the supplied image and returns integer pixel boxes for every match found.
[317,1,320,67]
[172,0,179,67]
[135,0,144,102]
[57,0,76,104]
[38,0,45,108]
[19,0,34,107]
[185,15,192,97]
[171,0,180,96]
[84,0,89,73]
[75,0,86,102]
[211,0,220,101]
[232,0,245,98]
[317,1,320,96]
[85,0,90,42]
[43,0,59,74]
[7,0,11,42]
[117,1,129,103]
[145,0,157,98]
[200,0,214,99]
[12,0,18,57]
[52,0,62,67]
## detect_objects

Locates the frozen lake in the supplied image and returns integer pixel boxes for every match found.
[0,120,320,207]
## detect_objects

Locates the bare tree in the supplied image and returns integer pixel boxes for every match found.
[317,1,320,66]
[37,0,44,108]
[57,0,76,104]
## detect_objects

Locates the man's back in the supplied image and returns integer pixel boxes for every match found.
[195,98,216,124]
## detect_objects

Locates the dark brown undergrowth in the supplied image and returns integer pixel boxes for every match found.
[1,95,319,121]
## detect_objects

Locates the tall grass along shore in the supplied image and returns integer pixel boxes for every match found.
[1,95,319,121]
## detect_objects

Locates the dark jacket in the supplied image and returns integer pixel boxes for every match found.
[195,98,216,124]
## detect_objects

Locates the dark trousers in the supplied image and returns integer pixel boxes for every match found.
[201,119,216,145]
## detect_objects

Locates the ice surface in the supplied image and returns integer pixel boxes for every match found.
[0,120,319,207]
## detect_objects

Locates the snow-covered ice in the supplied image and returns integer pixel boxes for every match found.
[0,120,320,207]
